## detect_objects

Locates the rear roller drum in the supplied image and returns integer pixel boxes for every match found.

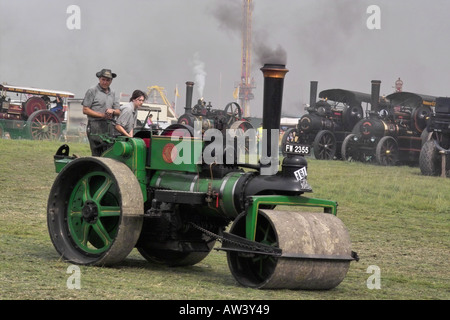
[227,210,352,290]
[47,157,144,266]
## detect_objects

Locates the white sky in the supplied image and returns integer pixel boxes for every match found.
[1,0,450,118]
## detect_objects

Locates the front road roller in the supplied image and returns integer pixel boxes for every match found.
[221,196,358,290]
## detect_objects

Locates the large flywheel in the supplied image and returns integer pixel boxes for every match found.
[47,157,144,266]
[227,210,353,290]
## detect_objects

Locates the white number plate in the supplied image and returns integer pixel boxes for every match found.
[284,143,311,155]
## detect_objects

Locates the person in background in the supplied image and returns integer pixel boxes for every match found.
[50,95,63,113]
[82,68,120,156]
[115,90,147,137]
[147,113,153,126]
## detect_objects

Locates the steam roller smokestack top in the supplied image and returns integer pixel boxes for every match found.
[185,81,194,114]
[371,80,381,111]
[260,64,289,80]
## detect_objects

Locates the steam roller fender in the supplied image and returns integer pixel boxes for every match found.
[227,210,352,290]
[47,157,144,266]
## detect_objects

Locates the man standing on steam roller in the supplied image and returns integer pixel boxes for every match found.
[82,69,120,156]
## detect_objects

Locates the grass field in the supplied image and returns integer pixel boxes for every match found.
[0,139,449,300]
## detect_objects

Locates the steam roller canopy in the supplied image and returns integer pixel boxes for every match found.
[227,210,352,290]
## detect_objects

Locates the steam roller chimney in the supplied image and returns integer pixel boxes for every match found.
[371,80,381,111]
[310,81,318,109]
[260,64,288,174]
[185,81,194,114]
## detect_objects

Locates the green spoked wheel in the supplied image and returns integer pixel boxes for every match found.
[47,157,144,266]
[227,210,352,290]
[226,212,278,287]
[67,171,120,254]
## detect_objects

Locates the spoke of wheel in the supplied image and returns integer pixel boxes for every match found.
[93,176,113,202]
[98,206,121,217]
[251,221,277,278]
[319,135,333,158]
[259,223,272,245]
[69,208,83,219]
[48,122,59,136]
[30,113,59,140]
[80,177,92,203]
[81,221,91,246]
[34,117,45,127]
[92,220,113,247]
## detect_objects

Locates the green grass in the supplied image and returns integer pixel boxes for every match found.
[0,139,449,300]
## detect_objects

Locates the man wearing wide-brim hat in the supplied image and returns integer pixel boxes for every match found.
[82,68,120,156]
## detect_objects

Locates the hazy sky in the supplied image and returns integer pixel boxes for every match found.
[1,0,450,118]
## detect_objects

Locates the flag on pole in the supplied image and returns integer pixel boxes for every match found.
[174,84,180,117]
[233,86,239,100]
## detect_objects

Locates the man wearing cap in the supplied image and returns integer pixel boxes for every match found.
[82,69,120,156]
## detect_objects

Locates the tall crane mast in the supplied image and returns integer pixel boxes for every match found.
[236,0,255,117]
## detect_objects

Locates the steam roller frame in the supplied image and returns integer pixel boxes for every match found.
[223,195,357,290]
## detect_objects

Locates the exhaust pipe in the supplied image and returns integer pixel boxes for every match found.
[259,64,289,175]
[371,80,381,111]
[310,81,318,109]
[185,81,194,114]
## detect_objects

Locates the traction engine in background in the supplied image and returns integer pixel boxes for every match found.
[177,82,253,134]
[282,81,368,160]
[341,81,435,165]
[420,97,450,177]
[0,84,74,140]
